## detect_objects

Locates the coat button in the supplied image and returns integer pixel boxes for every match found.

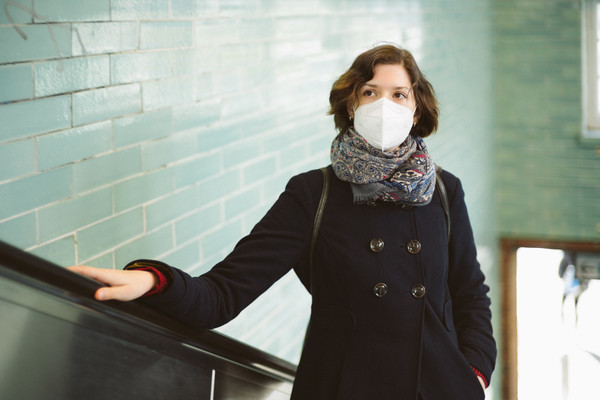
[374,283,388,298]
[411,284,426,299]
[369,238,385,252]
[406,240,421,254]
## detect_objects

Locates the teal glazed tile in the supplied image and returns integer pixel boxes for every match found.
[0,0,33,24]
[37,121,112,170]
[243,156,277,184]
[111,52,171,84]
[114,225,173,266]
[35,0,110,22]
[193,73,216,101]
[72,83,140,126]
[76,208,143,261]
[172,100,221,133]
[72,22,138,56]
[223,140,262,168]
[225,187,260,220]
[160,242,200,271]
[239,18,275,41]
[113,109,172,148]
[35,55,110,97]
[142,77,194,111]
[0,213,37,250]
[196,122,243,152]
[219,43,264,69]
[38,188,113,242]
[195,19,239,46]
[73,147,142,193]
[142,131,199,171]
[0,24,71,63]
[0,167,73,220]
[218,0,261,17]
[0,95,71,143]
[173,152,222,189]
[221,90,262,119]
[114,168,173,212]
[175,204,221,245]
[140,21,194,50]
[0,63,32,103]
[198,170,241,205]
[83,252,114,269]
[171,0,218,18]
[111,0,170,20]
[145,186,198,230]
[171,48,218,76]
[29,236,76,267]
[0,139,35,181]
[200,219,242,257]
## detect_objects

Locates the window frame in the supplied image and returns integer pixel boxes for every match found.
[584,0,600,138]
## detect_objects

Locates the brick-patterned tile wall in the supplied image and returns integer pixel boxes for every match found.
[0,2,500,396]
[495,0,600,240]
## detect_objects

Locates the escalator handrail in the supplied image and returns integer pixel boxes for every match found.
[0,240,297,382]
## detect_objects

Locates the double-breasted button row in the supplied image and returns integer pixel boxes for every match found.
[406,240,421,254]
[373,283,426,299]
[368,238,421,254]
[411,284,426,299]
[369,238,385,252]
[374,283,388,297]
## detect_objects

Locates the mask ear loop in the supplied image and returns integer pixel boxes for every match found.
[412,105,418,126]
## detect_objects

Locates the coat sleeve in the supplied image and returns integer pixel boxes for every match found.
[444,173,497,384]
[135,170,321,329]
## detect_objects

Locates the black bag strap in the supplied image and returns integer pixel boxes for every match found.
[435,166,451,244]
[309,167,330,274]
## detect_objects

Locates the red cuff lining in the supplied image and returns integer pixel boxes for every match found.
[132,266,168,296]
[471,366,489,388]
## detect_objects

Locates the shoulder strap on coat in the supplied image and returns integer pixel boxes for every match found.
[309,167,330,274]
[435,165,451,244]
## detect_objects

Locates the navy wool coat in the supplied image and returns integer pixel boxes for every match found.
[139,166,497,400]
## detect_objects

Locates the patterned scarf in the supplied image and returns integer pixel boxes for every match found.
[330,127,436,206]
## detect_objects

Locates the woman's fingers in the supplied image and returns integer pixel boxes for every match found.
[67,265,116,284]
[95,283,144,301]
[68,265,156,301]
[477,376,485,391]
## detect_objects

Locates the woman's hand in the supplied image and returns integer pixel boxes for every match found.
[477,376,486,391]
[68,265,157,301]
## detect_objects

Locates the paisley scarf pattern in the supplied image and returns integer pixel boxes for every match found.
[330,127,436,206]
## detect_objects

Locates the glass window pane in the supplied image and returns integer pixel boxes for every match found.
[597,3,600,39]
[597,78,600,114]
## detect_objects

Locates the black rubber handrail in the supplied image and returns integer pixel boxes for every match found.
[0,240,297,382]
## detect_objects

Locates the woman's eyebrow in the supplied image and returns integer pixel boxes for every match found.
[363,83,411,90]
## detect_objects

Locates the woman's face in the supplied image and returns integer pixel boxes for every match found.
[356,63,417,112]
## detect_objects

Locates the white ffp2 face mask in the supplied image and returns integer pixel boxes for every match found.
[353,98,416,151]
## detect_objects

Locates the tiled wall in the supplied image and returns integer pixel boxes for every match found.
[0,0,499,397]
[495,0,600,240]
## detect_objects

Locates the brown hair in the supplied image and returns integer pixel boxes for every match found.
[328,44,439,138]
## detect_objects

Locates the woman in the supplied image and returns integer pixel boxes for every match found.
[70,44,496,399]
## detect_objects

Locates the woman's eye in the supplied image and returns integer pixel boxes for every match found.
[394,92,408,99]
[363,89,375,97]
